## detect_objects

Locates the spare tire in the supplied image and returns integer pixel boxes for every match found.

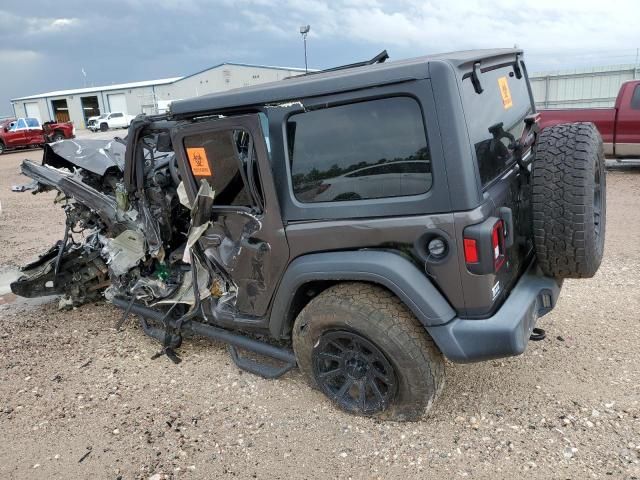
[531,122,606,279]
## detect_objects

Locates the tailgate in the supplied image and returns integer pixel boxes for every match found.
[457,57,535,317]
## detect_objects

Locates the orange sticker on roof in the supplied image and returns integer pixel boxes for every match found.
[186,147,212,176]
[498,76,513,110]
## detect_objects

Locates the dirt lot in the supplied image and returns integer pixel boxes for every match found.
[0,147,639,479]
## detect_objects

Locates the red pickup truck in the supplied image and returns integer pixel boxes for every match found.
[539,80,640,158]
[0,117,75,155]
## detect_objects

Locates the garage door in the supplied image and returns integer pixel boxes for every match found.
[24,102,41,122]
[107,93,128,114]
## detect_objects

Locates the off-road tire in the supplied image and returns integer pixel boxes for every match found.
[532,122,606,278]
[292,282,445,421]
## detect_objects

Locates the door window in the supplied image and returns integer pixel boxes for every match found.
[25,118,40,128]
[182,129,255,207]
[16,119,28,130]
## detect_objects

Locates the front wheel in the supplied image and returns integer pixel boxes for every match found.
[100,123,109,132]
[0,142,5,155]
[292,282,445,421]
[51,132,64,142]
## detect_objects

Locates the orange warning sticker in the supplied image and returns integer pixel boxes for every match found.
[498,76,513,110]
[186,147,212,176]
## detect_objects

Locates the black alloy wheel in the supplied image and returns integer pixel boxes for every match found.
[312,330,398,415]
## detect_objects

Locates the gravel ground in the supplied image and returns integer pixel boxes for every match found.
[0,146,639,479]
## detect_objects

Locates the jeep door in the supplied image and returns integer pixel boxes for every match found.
[171,114,289,324]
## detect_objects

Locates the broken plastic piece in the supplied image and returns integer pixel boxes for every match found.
[102,230,146,277]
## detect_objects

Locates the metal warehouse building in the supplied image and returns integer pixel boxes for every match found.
[530,63,640,109]
[10,63,305,128]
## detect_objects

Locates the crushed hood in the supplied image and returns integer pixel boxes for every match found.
[43,138,126,175]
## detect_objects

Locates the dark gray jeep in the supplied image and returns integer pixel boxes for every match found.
[12,48,606,420]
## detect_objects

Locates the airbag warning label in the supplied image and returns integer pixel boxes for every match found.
[498,76,513,110]
[186,147,212,176]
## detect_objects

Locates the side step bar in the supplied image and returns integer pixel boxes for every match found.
[111,298,296,378]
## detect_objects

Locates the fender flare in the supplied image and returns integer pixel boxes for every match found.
[268,250,456,338]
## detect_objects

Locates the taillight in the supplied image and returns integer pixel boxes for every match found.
[491,220,505,271]
[463,217,507,275]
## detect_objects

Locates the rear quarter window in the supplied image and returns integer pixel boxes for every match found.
[631,84,640,110]
[461,63,534,187]
[286,97,432,203]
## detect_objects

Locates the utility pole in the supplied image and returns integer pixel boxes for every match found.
[300,25,310,73]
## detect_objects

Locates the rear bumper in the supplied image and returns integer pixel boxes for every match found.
[427,260,561,363]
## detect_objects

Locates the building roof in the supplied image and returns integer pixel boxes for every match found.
[171,48,521,115]
[12,77,183,102]
[11,62,310,103]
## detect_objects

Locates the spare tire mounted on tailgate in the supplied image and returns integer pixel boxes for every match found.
[531,122,606,278]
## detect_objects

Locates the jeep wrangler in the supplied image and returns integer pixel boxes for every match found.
[12,48,606,420]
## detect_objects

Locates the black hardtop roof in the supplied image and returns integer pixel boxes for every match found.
[170,48,521,116]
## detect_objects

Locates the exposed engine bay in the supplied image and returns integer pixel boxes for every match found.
[11,136,199,310]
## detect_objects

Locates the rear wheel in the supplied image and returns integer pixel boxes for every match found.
[52,132,64,142]
[531,122,606,278]
[292,282,445,421]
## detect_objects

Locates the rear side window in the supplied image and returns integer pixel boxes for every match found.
[631,85,640,110]
[25,118,40,128]
[287,97,432,203]
[462,63,534,187]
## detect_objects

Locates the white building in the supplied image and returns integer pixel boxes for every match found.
[10,63,306,128]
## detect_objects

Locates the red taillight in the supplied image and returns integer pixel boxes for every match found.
[463,238,479,263]
[492,220,505,271]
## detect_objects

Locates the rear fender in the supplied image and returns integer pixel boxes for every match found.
[268,250,456,338]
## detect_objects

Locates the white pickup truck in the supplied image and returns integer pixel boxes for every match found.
[87,112,135,132]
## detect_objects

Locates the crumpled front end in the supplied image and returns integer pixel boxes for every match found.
[10,136,196,310]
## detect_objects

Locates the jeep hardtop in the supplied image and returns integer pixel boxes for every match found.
[12,48,606,420]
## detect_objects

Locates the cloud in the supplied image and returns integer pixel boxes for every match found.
[1,0,639,116]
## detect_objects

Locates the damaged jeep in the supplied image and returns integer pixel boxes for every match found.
[11,49,606,420]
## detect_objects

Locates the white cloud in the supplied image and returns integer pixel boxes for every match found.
[0,48,41,63]
[231,0,640,69]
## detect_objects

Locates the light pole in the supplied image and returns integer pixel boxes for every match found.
[300,25,310,73]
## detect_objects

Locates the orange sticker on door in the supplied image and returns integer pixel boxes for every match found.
[498,76,513,109]
[186,147,212,176]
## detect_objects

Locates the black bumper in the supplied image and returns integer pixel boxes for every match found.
[427,261,561,363]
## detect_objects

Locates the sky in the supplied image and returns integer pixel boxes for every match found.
[1,0,640,116]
